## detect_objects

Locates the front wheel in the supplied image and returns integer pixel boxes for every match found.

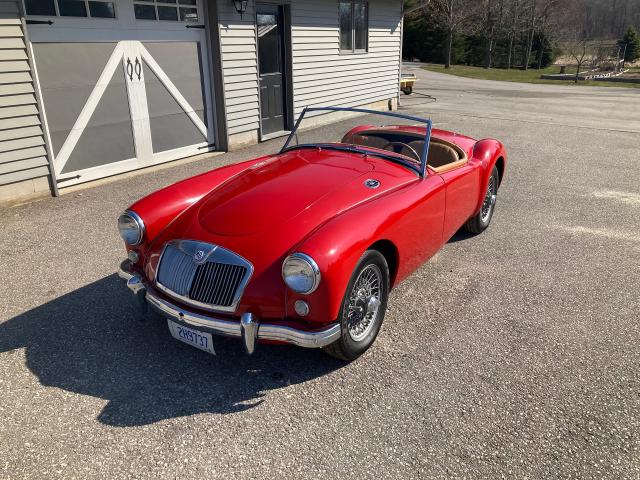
[323,250,389,361]
[464,166,499,234]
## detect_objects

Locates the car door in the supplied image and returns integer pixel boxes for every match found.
[438,163,481,241]
[387,174,446,282]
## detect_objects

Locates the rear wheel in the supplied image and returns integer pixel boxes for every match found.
[323,250,389,361]
[464,166,499,234]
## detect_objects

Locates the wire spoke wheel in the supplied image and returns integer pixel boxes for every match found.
[481,174,497,223]
[346,264,383,342]
[324,250,389,361]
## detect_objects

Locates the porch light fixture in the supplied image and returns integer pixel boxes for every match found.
[232,0,248,17]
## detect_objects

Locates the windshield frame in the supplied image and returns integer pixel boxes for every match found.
[279,106,433,178]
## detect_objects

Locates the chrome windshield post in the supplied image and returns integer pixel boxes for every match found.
[420,119,432,178]
[281,106,308,152]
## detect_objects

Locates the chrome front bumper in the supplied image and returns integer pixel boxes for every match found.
[118,262,341,354]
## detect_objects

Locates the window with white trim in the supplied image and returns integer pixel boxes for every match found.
[339,0,368,53]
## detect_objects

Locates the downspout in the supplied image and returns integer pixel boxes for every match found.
[397,0,403,109]
[204,0,229,151]
[20,5,59,196]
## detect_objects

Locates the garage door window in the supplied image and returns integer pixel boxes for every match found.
[25,0,116,17]
[133,0,198,22]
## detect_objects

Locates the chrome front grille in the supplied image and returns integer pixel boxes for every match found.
[155,240,253,313]
[156,244,197,296]
[190,262,247,307]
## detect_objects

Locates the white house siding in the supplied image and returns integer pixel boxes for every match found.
[217,0,260,139]
[217,0,401,144]
[0,1,50,194]
[290,0,401,117]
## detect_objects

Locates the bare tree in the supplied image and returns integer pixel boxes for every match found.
[566,36,592,83]
[482,0,506,69]
[404,0,432,17]
[563,0,594,83]
[505,0,525,69]
[534,2,562,69]
[582,0,640,39]
[522,0,560,70]
[431,0,480,68]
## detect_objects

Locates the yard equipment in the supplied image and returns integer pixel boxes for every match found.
[400,73,417,95]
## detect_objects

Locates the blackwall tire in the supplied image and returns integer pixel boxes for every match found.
[323,250,390,361]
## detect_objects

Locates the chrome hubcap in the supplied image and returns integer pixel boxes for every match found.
[347,264,383,342]
[481,175,497,223]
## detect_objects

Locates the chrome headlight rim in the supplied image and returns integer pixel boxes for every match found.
[118,210,145,246]
[282,252,321,294]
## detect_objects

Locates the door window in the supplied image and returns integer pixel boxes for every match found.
[257,9,280,74]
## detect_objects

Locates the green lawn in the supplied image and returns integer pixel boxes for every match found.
[422,64,640,89]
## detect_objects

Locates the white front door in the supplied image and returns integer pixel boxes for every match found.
[25,0,215,186]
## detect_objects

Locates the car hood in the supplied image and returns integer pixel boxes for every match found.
[197,148,405,236]
[143,148,417,318]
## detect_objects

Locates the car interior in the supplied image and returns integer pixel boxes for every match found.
[341,129,468,173]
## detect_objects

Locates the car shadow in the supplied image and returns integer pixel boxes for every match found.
[447,229,476,243]
[0,275,344,427]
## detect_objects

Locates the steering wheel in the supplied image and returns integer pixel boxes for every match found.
[381,141,421,162]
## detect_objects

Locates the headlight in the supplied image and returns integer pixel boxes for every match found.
[117,211,145,245]
[282,253,321,294]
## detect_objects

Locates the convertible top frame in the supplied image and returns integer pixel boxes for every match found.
[280,106,433,178]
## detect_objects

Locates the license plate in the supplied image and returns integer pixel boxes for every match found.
[167,319,215,355]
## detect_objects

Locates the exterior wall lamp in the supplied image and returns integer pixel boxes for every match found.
[232,0,249,18]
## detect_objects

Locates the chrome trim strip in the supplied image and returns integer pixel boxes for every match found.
[147,293,241,336]
[155,239,254,314]
[146,292,340,349]
[119,264,340,350]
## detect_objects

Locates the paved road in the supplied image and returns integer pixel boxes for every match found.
[1,67,639,479]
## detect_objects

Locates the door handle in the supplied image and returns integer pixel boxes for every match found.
[126,58,134,81]
[134,57,142,80]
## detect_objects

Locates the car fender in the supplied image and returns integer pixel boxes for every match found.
[288,182,433,324]
[471,139,507,214]
[127,156,272,248]
[289,214,391,324]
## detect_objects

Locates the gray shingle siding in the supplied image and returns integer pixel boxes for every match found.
[218,1,260,137]
[0,3,50,187]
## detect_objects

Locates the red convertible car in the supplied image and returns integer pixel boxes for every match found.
[118,107,506,360]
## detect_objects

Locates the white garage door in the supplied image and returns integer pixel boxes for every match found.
[24,0,215,186]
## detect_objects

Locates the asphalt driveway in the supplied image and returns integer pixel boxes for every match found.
[1,66,639,479]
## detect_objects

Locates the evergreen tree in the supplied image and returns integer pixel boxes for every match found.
[619,26,640,63]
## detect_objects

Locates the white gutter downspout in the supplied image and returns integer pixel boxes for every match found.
[397,1,403,108]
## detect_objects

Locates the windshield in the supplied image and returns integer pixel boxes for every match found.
[280,107,433,177]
